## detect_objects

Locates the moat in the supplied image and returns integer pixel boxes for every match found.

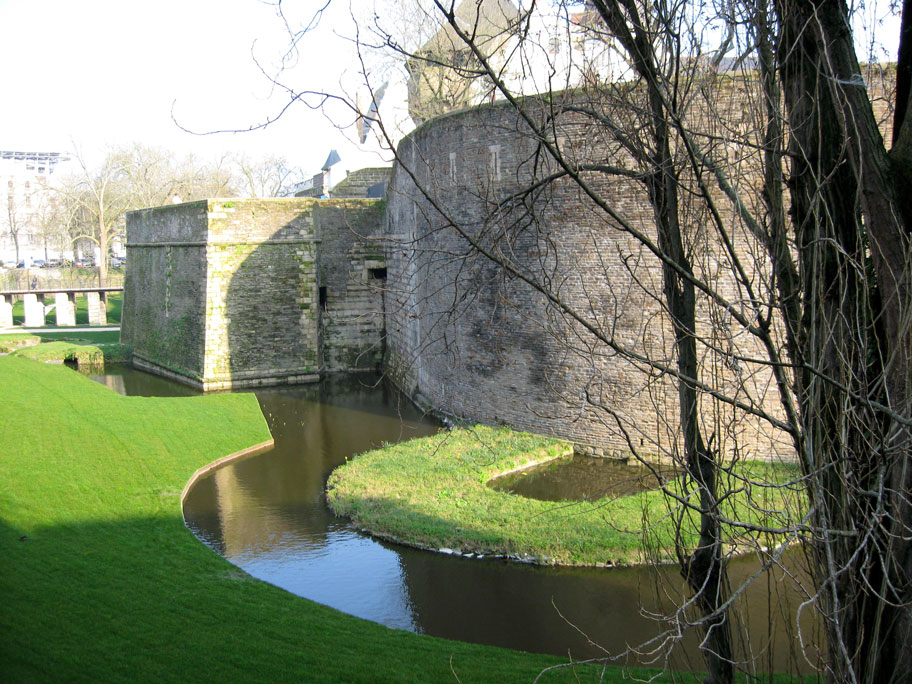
[89,366,815,670]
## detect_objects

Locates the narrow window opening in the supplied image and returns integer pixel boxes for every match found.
[319,286,328,310]
[488,145,502,181]
[449,152,457,184]
[368,267,387,281]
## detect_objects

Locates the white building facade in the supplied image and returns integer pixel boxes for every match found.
[1,150,72,267]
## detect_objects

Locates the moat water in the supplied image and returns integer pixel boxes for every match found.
[88,365,817,673]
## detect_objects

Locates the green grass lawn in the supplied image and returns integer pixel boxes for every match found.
[1,330,129,366]
[0,333,42,353]
[31,329,122,344]
[11,339,131,365]
[328,427,804,567]
[1,355,689,683]
[11,291,122,325]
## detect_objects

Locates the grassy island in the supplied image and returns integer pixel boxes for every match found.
[327,426,802,567]
[0,353,663,683]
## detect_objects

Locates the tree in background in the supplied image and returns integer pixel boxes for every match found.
[52,146,137,286]
[232,153,305,197]
[271,0,911,680]
[49,144,299,284]
[29,192,69,265]
[3,180,27,266]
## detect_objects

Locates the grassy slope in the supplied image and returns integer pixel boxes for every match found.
[0,356,665,684]
[34,329,121,344]
[0,333,41,352]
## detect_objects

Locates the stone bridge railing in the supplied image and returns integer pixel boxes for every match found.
[0,287,122,328]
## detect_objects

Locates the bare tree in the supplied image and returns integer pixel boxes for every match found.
[265,0,911,681]
[52,146,135,286]
[232,153,304,197]
[29,192,68,265]
[3,181,26,267]
[52,143,247,283]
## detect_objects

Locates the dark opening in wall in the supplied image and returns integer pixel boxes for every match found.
[368,267,387,281]
[319,286,328,310]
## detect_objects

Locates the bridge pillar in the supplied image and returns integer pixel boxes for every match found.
[23,293,44,327]
[55,292,76,327]
[0,294,12,328]
[87,291,107,326]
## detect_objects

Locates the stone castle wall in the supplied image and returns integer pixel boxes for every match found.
[122,71,893,459]
[123,198,384,389]
[382,82,796,461]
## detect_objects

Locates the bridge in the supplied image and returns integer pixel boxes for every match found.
[0,287,122,328]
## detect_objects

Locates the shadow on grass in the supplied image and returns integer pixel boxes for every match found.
[0,514,645,684]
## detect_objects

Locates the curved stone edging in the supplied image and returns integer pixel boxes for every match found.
[180,439,275,513]
[484,445,573,482]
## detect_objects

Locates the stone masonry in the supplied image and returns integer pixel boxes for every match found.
[123,198,384,390]
[122,72,894,460]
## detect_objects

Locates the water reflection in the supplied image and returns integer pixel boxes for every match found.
[491,455,678,502]
[182,379,436,633]
[89,366,817,672]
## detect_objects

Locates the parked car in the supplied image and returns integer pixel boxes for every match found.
[75,257,94,268]
[110,256,126,268]
[31,259,46,268]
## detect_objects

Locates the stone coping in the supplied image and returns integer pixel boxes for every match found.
[180,438,275,511]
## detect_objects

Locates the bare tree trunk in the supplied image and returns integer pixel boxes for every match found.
[776,1,912,681]
[97,214,107,288]
[589,2,734,680]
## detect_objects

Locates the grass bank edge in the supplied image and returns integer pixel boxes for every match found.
[327,426,804,567]
[0,355,661,684]
[1,330,129,365]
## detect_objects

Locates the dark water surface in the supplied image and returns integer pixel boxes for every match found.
[491,455,678,501]
[90,365,817,672]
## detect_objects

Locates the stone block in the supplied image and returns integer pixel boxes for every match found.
[54,292,76,327]
[87,292,107,326]
[23,293,44,327]
[0,295,12,328]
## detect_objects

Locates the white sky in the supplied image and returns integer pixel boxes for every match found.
[0,0,363,173]
[0,0,904,176]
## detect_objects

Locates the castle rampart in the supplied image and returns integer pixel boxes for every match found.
[122,72,894,458]
[382,84,794,461]
[123,198,384,389]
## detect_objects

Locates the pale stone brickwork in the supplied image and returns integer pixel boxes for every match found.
[316,201,387,371]
[123,198,385,389]
[330,168,391,198]
[86,292,107,326]
[0,295,11,327]
[23,293,44,327]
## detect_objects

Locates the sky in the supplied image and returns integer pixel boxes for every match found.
[0,0,363,174]
[0,0,904,177]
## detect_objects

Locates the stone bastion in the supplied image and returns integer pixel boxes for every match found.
[125,73,893,460]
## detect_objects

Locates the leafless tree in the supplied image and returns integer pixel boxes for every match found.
[29,192,69,265]
[266,0,911,681]
[52,143,249,283]
[232,153,305,197]
[3,181,27,267]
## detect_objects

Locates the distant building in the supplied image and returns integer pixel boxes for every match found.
[294,79,412,199]
[295,0,626,201]
[0,150,72,267]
